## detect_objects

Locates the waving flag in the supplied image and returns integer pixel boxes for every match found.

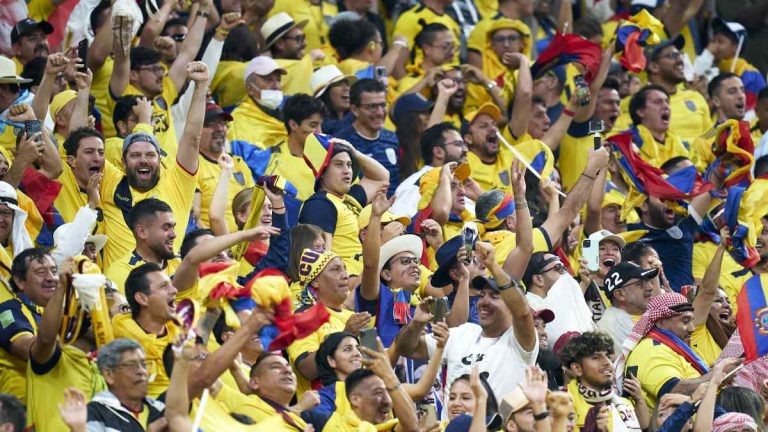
[706,120,755,190]
[610,132,714,219]
[736,275,768,361]
[531,32,602,82]
[724,187,761,268]
[614,9,664,72]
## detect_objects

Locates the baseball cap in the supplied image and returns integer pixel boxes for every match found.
[498,387,530,424]
[465,102,501,125]
[645,34,684,63]
[522,254,561,288]
[204,102,234,125]
[357,205,410,230]
[244,56,287,82]
[712,18,748,43]
[122,131,161,156]
[391,93,434,125]
[11,18,53,45]
[533,308,555,324]
[589,229,626,249]
[49,90,78,119]
[552,331,581,358]
[603,261,659,295]
[471,275,519,292]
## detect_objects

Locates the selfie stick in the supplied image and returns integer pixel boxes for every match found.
[496,131,567,198]
[191,388,209,432]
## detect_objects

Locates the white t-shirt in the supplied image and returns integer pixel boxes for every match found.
[525,275,596,344]
[597,306,636,355]
[426,322,538,407]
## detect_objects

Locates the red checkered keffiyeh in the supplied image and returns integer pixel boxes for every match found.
[718,329,768,401]
[713,413,758,432]
[614,292,690,391]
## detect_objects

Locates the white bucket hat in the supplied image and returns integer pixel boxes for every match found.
[0,56,32,84]
[0,182,32,256]
[311,65,357,97]
[378,234,423,275]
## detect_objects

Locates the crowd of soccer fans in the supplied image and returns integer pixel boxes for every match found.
[1,0,768,430]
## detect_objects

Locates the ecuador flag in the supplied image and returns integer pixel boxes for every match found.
[737,274,768,361]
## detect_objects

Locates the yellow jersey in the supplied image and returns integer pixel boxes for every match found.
[467,148,514,194]
[211,61,247,109]
[0,295,41,404]
[692,241,744,309]
[104,250,181,295]
[668,89,713,148]
[236,393,307,431]
[27,344,107,432]
[228,97,288,150]
[631,124,690,168]
[566,379,639,431]
[275,56,314,96]
[324,409,398,432]
[100,158,197,268]
[112,313,181,398]
[287,304,355,398]
[689,324,721,367]
[482,228,552,265]
[92,58,117,138]
[559,121,599,192]
[393,4,461,66]
[197,153,255,232]
[625,336,702,410]
[264,143,317,202]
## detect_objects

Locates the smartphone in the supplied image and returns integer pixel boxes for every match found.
[360,328,378,357]
[574,75,590,107]
[433,297,450,323]
[77,39,88,69]
[24,120,42,142]
[461,222,478,259]
[589,120,605,150]
[582,237,600,272]
[374,66,387,79]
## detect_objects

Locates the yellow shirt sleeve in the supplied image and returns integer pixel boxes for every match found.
[27,0,56,21]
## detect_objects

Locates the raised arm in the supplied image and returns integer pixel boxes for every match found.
[30,258,75,364]
[503,161,533,279]
[663,0,705,39]
[87,12,113,73]
[427,163,456,225]
[468,366,488,432]
[462,64,507,114]
[584,166,608,236]
[166,338,195,432]
[540,145,609,244]
[403,320,448,400]
[445,250,469,327]
[693,228,729,327]
[428,78,458,128]
[209,154,235,236]
[505,54,533,139]
[138,0,176,47]
[354,147,390,202]
[38,125,64,179]
[173,226,279,292]
[176,62,209,173]
[360,185,391,301]
[109,16,133,97]
[540,93,577,151]
[32,53,70,121]
[377,35,409,80]
[167,7,210,92]
[69,67,93,134]
[362,339,420,432]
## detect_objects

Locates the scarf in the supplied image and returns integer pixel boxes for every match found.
[648,328,709,374]
[578,381,614,403]
[614,292,691,392]
[0,90,34,134]
[713,412,758,432]
[569,379,641,432]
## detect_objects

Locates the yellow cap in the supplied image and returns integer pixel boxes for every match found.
[50,90,78,119]
[358,205,411,229]
[465,102,501,125]
[417,163,471,211]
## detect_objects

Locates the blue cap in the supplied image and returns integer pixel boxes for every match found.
[392,93,434,125]
[431,235,463,288]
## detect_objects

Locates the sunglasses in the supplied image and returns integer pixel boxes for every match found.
[393,256,419,266]
[537,262,566,275]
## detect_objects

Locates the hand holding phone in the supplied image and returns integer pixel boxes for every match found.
[77,39,88,69]
[24,120,43,142]
[360,328,378,359]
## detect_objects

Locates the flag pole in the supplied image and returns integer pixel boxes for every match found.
[496,131,567,198]
[731,36,744,73]
[720,363,745,386]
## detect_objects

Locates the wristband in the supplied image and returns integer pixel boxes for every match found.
[486,80,497,91]
[581,172,597,180]
[216,28,229,37]
[533,411,550,421]
[562,108,575,117]
[496,282,514,291]
[392,40,408,50]
[197,9,210,17]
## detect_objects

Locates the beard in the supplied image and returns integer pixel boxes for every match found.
[150,241,176,260]
[126,167,160,191]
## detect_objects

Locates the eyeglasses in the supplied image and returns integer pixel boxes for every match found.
[283,34,306,44]
[443,139,467,149]
[170,33,186,42]
[394,256,420,266]
[359,102,387,112]
[492,35,521,44]
[537,263,566,275]
[430,41,455,52]
[138,65,166,75]
[658,51,683,61]
[115,360,148,372]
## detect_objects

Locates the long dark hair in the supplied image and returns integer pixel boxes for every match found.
[395,113,425,180]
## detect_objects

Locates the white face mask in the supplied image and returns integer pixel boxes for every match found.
[259,89,283,110]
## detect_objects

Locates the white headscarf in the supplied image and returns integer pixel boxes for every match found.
[0,182,33,256]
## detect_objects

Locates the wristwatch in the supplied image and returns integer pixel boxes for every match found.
[485,80,497,91]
